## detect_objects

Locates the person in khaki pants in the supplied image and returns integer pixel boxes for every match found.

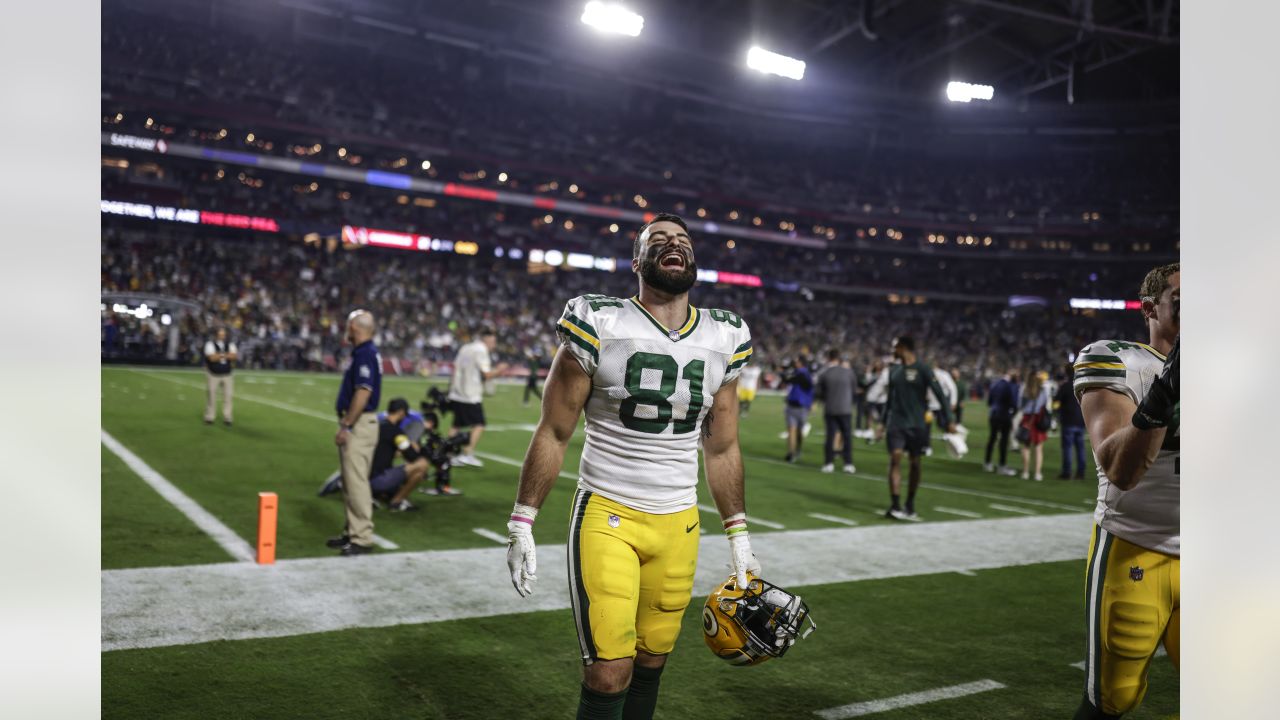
[327,310,383,556]
[203,327,237,425]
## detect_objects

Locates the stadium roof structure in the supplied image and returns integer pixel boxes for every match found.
[127,0,1177,133]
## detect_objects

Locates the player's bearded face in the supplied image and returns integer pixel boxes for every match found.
[638,241,698,295]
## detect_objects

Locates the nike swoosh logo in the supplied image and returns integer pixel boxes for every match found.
[686,522,699,533]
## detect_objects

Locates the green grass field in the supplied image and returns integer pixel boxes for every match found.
[101,366,1178,719]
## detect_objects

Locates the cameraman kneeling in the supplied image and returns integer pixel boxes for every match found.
[369,398,430,512]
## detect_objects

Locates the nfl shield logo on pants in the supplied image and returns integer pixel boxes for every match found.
[1129,566,1144,582]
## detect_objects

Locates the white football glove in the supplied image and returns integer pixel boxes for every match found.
[728,531,762,590]
[506,519,537,597]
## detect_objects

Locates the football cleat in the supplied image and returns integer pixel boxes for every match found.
[702,574,815,666]
[942,432,968,459]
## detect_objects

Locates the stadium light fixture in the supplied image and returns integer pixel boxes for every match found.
[747,46,805,80]
[946,81,994,103]
[580,2,644,37]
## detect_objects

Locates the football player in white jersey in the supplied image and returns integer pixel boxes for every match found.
[737,362,763,417]
[1072,262,1179,719]
[505,213,759,720]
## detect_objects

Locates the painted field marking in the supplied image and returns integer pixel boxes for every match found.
[472,528,507,545]
[955,569,977,577]
[744,453,1085,513]
[808,512,859,527]
[934,507,983,519]
[369,534,400,550]
[697,504,785,529]
[103,512,1091,651]
[101,430,256,563]
[133,370,334,421]
[814,679,1007,719]
[989,503,1038,515]
[474,451,577,481]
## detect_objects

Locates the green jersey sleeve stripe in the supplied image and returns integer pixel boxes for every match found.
[733,339,753,354]
[1077,354,1121,363]
[557,326,600,362]
[1075,368,1126,379]
[562,312,598,340]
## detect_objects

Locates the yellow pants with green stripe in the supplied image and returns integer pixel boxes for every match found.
[1082,525,1180,715]
[567,489,700,665]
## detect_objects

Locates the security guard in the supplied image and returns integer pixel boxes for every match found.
[328,309,383,556]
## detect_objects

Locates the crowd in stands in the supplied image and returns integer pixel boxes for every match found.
[101,5,1178,238]
[101,155,1158,300]
[102,228,1138,389]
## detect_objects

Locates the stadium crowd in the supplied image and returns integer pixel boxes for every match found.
[102,229,1136,390]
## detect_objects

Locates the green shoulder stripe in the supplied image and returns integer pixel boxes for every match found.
[562,312,598,341]
[1075,368,1126,379]
[557,325,599,362]
[1077,353,1120,363]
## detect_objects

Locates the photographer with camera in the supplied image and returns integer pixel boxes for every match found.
[414,387,467,495]
[367,399,431,511]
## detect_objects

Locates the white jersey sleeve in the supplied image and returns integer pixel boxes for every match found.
[1073,340,1143,404]
[711,309,752,384]
[1073,339,1179,556]
[555,296,603,376]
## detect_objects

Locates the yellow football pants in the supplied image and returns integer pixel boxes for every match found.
[567,489,700,664]
[1083,525,1180,715]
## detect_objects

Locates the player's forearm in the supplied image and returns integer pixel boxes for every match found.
[514,426,569,508]
[341,388,372,426]
[704,445,746,518]
[1095,425,1166,490]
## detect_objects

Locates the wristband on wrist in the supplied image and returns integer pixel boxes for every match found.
[510,502,539,526]
[723,512,748,537]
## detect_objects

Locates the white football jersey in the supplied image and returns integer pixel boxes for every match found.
[557,294,752,513]
[1074,340,1179,556]
[738,365,762,392]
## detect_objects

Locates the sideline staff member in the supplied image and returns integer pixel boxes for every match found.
[203,327,237,425]
[447,326,507,468]
[329,309,382,556]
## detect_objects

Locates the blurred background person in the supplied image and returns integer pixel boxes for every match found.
[523,346,544,407]
[863,359,889,443]
[446,326,509,468]
[203,326,237,426]
[1017,369,1052,481]
[925,365,958,456]
[782,356,814,463]
[1056,364,1087,480]
[814,348,856,474]
[984,369,1020,476]
[737,360,762,418]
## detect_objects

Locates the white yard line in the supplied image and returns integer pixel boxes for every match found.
[934,507,983,519]
[131,370,336,421]
[102,512,1091,651]
[814,679,1007,719]
[101,430,256,563]
[473,451,577,481]
[369,535,400,550]
[989,503,1038,515]
[744,453,1084,513]
[807,512,859,527]
[472,528,508,544]
[955,569,977,576]
[697,504,785,529]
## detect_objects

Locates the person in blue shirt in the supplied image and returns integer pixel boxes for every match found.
[783,356,815,463]
[984,370,1021,476]
[327,309,383,556]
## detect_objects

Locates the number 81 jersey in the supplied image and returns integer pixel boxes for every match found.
[556,294,753,513]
